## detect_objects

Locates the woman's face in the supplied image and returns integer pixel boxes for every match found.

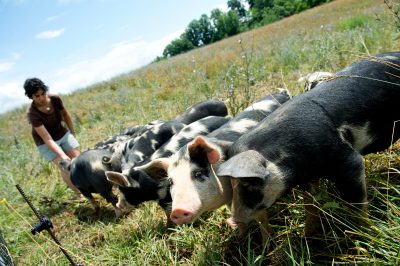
[32,89,47,106]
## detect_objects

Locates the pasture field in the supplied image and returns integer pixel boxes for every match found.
[1,0,400,265]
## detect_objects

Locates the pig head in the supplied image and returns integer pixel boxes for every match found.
[137,136,233,225]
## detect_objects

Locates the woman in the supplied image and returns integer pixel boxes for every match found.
[24,77,81,195]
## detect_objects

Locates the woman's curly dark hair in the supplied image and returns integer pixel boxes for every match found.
[23,78,49,99]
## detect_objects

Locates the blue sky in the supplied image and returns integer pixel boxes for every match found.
[0,0,227,114]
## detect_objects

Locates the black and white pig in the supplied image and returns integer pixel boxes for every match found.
[60,149,123,217]
[104,115,231,225]
[174,99,228,124]
[94,120,164,151]
[104,120,185,172]
[217,52,400,239]
[103,99,228,171]
[150,116,231,160]
[138,90,291,225]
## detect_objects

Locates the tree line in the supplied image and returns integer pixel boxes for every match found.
[155,0,331,61]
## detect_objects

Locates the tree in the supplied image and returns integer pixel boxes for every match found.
[227,0,247,20]
[157,0,332,60]
[246,0,273,9]
[162,33,195,58]
[210,8,241,41]
[210,9,228,41]
[272,0,296,18]
[224,11,241,36]
[246,0,274,25]
[185,14,215,47]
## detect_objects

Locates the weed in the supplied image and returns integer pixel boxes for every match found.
[223,37,257,116]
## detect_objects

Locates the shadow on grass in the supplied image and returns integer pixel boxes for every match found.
[37,195,120,224]
[73,204,117,224]
[37,196,72,217]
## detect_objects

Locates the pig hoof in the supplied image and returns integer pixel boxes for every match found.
[92,205,100,214]
[304,222,323,237]
[114,208,124,219]
[166,218,175,228]
[226,217,239,229]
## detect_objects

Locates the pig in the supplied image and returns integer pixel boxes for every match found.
[60,149,123,217]
[298,71,333,91]
[119,121,185,169]
[94,120,164,151]
[217,52,400,240]
[104,120,185,172]
[138,90,291,225]
[103,100,228,171]
[150,115,231,159]
[104,115,231,225]
[174,99,228,124]
[105,167,173,225]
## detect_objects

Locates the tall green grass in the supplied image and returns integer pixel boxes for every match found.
[1,0,400,265]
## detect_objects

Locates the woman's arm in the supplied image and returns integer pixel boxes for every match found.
[34,125,69,160]
[61,108,76,135]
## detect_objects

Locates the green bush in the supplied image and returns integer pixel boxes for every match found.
[335,15,373,31]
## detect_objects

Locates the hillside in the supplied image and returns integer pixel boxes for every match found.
[1,0,400,265]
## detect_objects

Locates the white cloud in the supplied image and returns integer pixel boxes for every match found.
[35,28,65,39]
[0,62,14,73]
[52,30,182,94]
[0,53,21,73]
[0,82,30,114]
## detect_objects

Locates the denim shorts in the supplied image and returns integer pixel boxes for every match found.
[37,132,80,161]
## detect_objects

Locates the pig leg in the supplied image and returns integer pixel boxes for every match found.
[226,210,273,247]
[255,211,273,248]
[303,180,323,237]
[100,190,123,218]
[80,189,100,213]
[333,151,370,230]
[226,217,249,237]
[335,151,368,213]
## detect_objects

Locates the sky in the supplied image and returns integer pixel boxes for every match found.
[0,0,227,114]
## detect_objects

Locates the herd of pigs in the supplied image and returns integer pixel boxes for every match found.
[60,52,400,244]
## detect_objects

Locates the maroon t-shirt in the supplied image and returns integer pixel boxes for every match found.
[27,94,68,146]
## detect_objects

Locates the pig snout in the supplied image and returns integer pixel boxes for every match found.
[170,208,194,225]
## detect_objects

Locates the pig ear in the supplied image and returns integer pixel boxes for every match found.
[105,171,130,187]
[217,150,269,180]
[136,158,170,181]
[188,136,221,164]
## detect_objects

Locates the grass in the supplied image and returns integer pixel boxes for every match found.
[1,0,400,265]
